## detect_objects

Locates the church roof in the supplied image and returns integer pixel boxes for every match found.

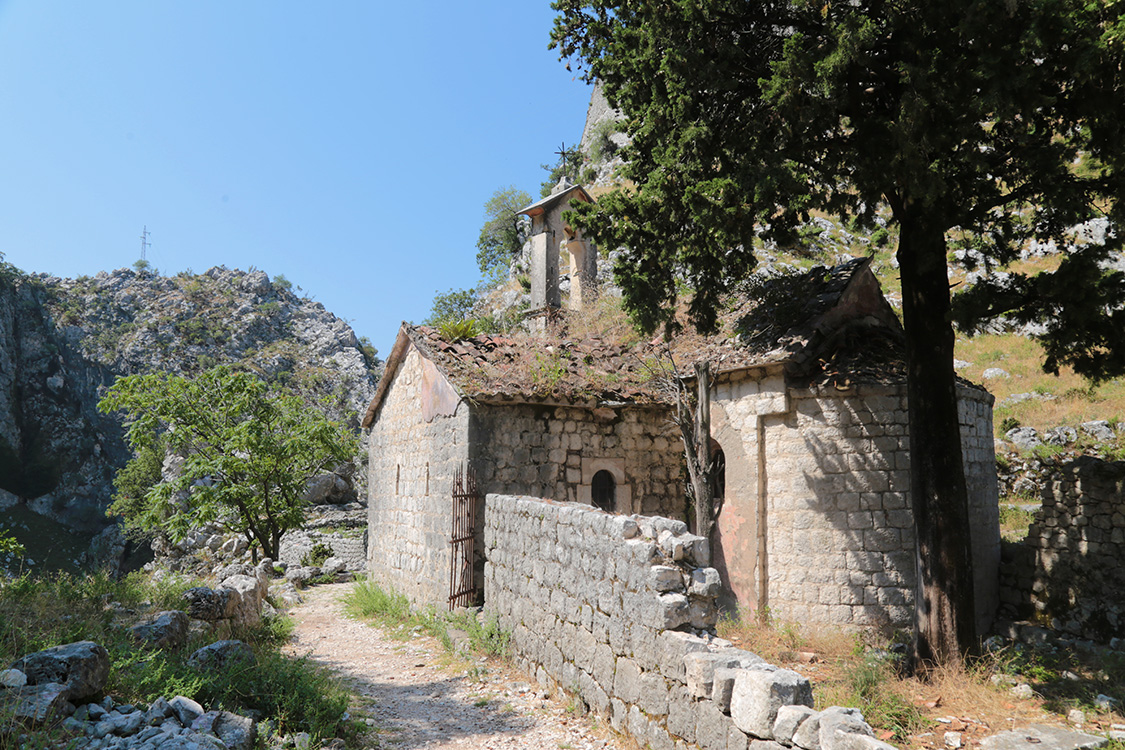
[362,257,909,428]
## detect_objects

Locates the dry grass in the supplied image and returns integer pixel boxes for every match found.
[716,612,1124,749]
[953,334,1125,438]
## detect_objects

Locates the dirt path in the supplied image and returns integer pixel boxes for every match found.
[284,582,627,750]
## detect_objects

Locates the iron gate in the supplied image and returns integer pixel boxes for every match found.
[448,463,479,610]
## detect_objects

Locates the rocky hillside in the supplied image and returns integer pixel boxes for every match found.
[0,262,379,565]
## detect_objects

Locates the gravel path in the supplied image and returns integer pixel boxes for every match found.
[284,582,628,750]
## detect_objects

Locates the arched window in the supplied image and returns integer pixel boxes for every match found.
[591,469,616,512]
[710,440,726,503]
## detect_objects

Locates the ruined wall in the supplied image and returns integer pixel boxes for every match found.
[998,456,1125,641]
[484,495,896,750]
[470,403,684,518]
[712,371,999,632]
[367,347,470,606]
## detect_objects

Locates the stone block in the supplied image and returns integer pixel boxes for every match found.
[650,593,692,630]
[667,684,696,744]
[713,667,741,714]
[613,657,643,704]
[638,670,670,716]
[730,667,814,739]
[690,568,723,597]
[728,724,751,750]
[792,706,821,749]
[651,565,686,592]
[658,630,711,681]
[696,699,732,750]
[978,723,1109,750]
[817,706,872,750]
[774,705,817,746]
[686,652,745,699]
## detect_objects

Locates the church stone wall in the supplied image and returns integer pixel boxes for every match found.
[470,403,684,519]
[712,372,998,632]
[366,347,470,607]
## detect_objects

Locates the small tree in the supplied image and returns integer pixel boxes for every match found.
[99,366,356,561]
[477,186,532,285]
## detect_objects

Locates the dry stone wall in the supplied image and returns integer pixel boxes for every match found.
[998,456,1125,641]
[470,403,684,517]
[484,495,896,750]
[367,348,470,605]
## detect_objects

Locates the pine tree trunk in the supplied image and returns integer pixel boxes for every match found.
[897,212,977,670]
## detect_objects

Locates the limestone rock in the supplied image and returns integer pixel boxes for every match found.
[979,724,1108,750]
[185,586,231,622]
[11,640,109,702]
[0,683,74,725]
[0,668,27,688]
[188,640,255,671]
[169,694,205,726]
[131,610,190,650]
[730,666,814,739]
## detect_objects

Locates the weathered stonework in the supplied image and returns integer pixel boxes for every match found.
[998,456,1125,641]
[484,495,896,750]
[367,347,470,605]
[367,342,685,609]
[711,369,999,632]
[469,402,682,516]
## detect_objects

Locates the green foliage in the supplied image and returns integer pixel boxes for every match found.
[424,287,477,327]
[476,186,532,285]
[0,531,23,559]
[345,581,510,658]
[586,118,620,164]
[999,416,1021,434]
[436,318,480,341]
[273,273,293,292]
[98,366,356,560]
[301,542,333,568]
[551,0,1125,350]
[357,335,379,366]
[842,656,929,742]
[0,571,348,745]
[132,258,151,273]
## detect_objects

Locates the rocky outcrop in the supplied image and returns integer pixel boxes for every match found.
[0,264,379,570]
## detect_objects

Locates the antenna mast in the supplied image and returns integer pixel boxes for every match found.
[140,226,150,261]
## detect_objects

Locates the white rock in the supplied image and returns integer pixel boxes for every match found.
[0,668,27,688]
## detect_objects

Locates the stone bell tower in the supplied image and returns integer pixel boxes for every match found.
[516,177,597,332]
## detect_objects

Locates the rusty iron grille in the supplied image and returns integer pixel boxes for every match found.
[448,463,479,610]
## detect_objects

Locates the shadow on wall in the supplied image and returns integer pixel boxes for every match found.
[790,417,916,635]
[998,456,1125,642]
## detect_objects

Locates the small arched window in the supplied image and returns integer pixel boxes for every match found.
[591,470,616,512]
[710,440,726,503]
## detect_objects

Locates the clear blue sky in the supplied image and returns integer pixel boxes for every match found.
[0,1,593,357]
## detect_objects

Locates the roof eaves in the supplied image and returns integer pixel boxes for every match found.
[361,324,412,429]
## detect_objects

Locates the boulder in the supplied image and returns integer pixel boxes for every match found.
[11,640,109,702]
[1006,427,1042,449]
[0,668,27,688]
[818,706,875,750]
[192,710,257,750]
[0,683,74,726]
[730,666,814,739]
[169,695,205,727]
[321,556,347,575]
[185,586,231,622]
[219,573,265,626]
[131,610,190,650]
[187,640,254,671]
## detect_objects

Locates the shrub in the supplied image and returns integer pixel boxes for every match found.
[301,542,333,568]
